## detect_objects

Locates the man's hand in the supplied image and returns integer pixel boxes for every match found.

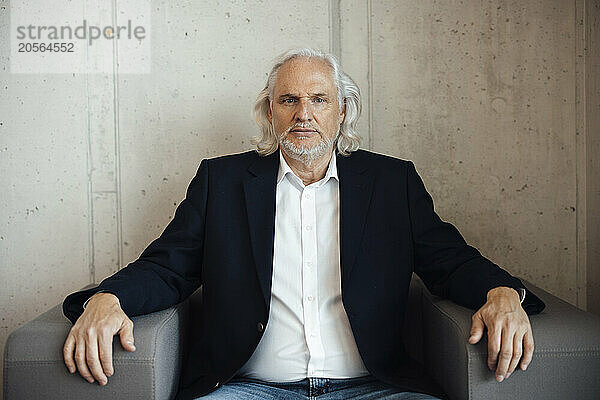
[63,292,136,385]
[468,287,534,382]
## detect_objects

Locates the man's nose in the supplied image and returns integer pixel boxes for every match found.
[295,98,313,121]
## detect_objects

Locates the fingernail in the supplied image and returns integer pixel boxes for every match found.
[496,375,504,382]
[522,364,528,371]
[506,372,511,379]
[99,379,107,386]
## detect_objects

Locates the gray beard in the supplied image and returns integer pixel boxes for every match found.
[277,123,337,164]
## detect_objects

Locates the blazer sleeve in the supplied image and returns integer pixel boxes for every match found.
[406,161,545,314]
[63,159,209,324]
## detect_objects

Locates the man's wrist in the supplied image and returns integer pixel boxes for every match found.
[487,286,524,303]
[82,291,117,309]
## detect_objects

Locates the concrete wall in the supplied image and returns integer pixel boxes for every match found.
[1,1,598,397]
[585,0,600,316]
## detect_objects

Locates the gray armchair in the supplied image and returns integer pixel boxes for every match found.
[4,276,600,400]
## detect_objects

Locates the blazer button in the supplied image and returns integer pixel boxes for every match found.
[257,322,265,332]
[214,381,220,388]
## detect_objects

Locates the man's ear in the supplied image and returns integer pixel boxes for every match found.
[267,100,273,123]
[338,100,346,125]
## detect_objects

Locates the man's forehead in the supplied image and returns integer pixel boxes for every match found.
[273,58,336,94]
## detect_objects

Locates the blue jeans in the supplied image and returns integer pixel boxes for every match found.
[194,375,442,399]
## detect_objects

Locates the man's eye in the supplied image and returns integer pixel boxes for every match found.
[283,98,296,104]
[313,98,325,103]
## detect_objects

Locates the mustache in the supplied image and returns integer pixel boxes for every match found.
[279,122,321,138]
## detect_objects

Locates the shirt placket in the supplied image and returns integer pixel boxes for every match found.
[301,184,325,376]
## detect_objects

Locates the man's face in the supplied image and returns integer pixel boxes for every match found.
[268,57,345,164]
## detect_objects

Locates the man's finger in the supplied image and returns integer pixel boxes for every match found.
[506,330,524,378]
[98,331,114,377]
[63,333,76,373]
[118,319,136,352]
[469,313,485,344]
[487,326,501,371]
[495,328,514,382]
[74,338,94,383]
[85,333,108,385]
[521,329,534,370]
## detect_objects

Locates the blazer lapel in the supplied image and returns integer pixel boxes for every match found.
[337,152,374,290]
[243,149,279,308]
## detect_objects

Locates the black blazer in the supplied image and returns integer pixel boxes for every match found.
[64,148,544,399]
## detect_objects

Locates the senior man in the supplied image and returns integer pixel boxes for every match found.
[63,48,545,400]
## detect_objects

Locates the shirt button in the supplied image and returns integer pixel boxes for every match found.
[257,322,265,332]
[307,295,314,301]
[305,193,311,199]
[306,261,312,267]
[305,225,312,231]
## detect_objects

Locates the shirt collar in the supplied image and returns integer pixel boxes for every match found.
[277,149,338,187]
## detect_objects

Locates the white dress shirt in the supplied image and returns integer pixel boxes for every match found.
[236,150,370,381]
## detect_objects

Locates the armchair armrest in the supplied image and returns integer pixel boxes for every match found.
[3,285,193,400]
[416,277,600,400]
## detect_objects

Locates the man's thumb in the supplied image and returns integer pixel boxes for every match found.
[469,314,484,344]
[119,320,136,351]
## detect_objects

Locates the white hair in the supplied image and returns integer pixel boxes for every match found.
[252,48,362,156]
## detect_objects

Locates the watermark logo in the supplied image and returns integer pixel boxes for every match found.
[11,0,151,74]
[15,20,147,46]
